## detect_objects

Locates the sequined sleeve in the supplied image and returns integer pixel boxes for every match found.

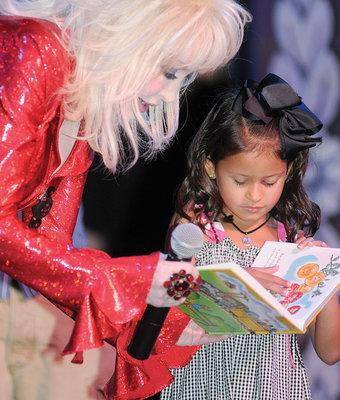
[0,16,160,345]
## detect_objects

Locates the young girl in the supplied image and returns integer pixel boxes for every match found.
[0,1,251,399]
[162,73,340,400]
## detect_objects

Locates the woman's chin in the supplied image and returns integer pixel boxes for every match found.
[138,98,150,113]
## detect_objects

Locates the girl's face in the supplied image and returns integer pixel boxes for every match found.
[206,150,288,228]
[138,68,192,112]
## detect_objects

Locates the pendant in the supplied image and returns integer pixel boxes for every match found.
[242,235,252,247]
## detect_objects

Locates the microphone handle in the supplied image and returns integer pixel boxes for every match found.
[127,304,169,360]
[127,252,190,360]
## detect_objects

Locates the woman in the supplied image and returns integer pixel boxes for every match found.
[0,1,251,398]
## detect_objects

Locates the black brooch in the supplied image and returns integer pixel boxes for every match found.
[28,186,56,229]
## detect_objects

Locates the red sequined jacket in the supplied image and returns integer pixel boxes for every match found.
[0,16,198,399]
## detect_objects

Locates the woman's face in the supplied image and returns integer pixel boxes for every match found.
[138,69,192,112]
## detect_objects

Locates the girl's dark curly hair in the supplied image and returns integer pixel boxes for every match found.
[175,89,320,242]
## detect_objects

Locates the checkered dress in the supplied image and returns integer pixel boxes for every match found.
[160,235,312,400]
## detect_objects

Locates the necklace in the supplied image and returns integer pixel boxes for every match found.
[222,213,271,247]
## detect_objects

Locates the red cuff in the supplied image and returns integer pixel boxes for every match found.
[106,310,200,399]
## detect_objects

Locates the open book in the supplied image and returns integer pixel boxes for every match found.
[179,241,340,334]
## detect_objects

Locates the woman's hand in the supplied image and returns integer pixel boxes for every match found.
[176,320,229,346]
[245,266,291,296]
[294,230,328,249]
[147,259,200,308]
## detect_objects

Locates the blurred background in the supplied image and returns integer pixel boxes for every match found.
[82,1,340,398]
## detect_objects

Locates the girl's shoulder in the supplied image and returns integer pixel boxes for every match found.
[276,221,288,242]
[267,219,288,242]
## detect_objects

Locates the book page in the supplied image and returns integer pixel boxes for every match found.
[252,241,340,328]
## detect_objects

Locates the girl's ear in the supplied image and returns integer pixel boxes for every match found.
[204,159,216,179]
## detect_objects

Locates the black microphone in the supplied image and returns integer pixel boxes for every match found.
[127,223,204,360]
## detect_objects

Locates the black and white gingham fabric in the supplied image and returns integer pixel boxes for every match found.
[160,237,311,400]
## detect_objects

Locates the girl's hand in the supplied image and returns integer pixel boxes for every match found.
[245,266,291,296]
[147,260,200,308]
[176,320,229,346]
[294,230,328,249]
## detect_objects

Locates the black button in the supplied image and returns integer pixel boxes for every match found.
[28,186,56,229]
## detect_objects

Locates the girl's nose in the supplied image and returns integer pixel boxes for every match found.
[246,184,262,202]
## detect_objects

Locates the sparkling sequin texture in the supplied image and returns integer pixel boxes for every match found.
[0,16,197,399]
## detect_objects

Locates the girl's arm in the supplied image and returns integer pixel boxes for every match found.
[298,236,340,364]
[308,293,340,365]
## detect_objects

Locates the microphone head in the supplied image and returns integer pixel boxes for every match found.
[170,223,204,259]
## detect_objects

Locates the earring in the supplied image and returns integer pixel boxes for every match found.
[208,172,216,180]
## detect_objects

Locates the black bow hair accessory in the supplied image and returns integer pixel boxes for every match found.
[232,73,322,159]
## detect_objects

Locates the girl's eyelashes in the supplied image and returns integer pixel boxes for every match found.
[262,180,279,187]
[233,178,277,187]
[263,182,276,187]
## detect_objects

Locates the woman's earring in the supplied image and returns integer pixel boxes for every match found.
[208,172,216,180]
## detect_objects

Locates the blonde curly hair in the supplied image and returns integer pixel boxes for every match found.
[0,0,251,171]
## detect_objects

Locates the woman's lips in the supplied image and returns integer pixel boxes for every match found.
[138,98,155,112]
